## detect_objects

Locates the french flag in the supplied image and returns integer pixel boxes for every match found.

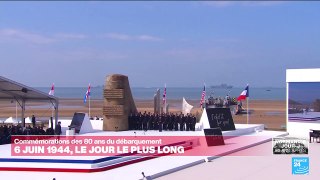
[48,83,54,96]
[237,85,249,101]
[84,84,91,103]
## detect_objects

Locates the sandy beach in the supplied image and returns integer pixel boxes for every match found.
[0,99,286,130]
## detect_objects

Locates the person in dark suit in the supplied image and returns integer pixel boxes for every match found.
[185,114,190,131]
[137,113,143,130]
[191,115,196,131]
[38,127,46,135]
[158,115,163,132]
[32,115,36,128]
[154,114,159,130]
[46,127,54,135]
[149,113,155,130]
[179,113,185,131]
[174,113,179,131]
[54,122,62,135]
[143,112,149,131]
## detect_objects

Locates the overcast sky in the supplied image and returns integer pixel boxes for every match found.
[0,1,319,87]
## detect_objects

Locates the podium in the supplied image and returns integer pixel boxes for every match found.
[66,129,75,136]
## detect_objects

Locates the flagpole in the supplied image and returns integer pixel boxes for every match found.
[247,97,249,124]
[89,95,91,118]
[204,82,206,109]
[89,83,91,118]
[49,83,54,120]
[16,101,17,121]
[164,83,166,114]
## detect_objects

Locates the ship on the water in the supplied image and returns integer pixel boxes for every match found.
[210,83,233,89]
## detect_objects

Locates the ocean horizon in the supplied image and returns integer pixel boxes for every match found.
[35,87,286,100]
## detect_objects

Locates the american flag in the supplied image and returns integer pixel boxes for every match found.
[200,85,206,107]
[162,84,166,105]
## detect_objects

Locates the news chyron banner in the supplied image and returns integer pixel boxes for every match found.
[12,135,270,157]
[272,137,308,155]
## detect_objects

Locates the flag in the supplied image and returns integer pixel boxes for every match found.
[162,84,166,105]
[200,85,206,107]
[48,83,54,96]
[182,97,193,115]
[237,85,249,101]
[84,84,91,103]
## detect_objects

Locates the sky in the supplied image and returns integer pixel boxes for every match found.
[0,1,319,88]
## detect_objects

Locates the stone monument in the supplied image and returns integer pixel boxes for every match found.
[103,74,137,131]
[154,88,161,114]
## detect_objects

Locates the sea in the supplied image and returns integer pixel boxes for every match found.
[35,87,286,100]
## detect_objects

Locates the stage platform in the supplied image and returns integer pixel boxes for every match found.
[0,124,288,180]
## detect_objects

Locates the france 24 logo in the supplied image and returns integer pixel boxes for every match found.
[292,157,309,175]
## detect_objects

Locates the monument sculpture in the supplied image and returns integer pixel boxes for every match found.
[154,89,161,114]
[103,74,137,131]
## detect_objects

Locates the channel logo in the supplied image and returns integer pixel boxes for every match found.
[292,157,309,175]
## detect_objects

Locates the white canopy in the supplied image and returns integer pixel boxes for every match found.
[0,76,59,127]
[5,117,21,124]
[24,117,32,124]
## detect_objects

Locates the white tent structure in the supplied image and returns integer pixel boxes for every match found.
[195,108,211,131]
[24,117,32,124]
[0,76,59,127]
[4,117,20,124]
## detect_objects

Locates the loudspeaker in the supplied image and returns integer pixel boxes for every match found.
[21,88,28,93]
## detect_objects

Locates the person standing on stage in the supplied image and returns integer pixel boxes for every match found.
[54,121,62,136]
[32,115,36,128]
[191,115,196,131]
[158,114,163,132]
[179,113,185,131]
[174,113,179,131]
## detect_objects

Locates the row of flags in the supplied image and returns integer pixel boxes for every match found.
[161,83,250,109]
[160,84,193,115]
[48,83,91,104]
[48,83,249,107]
[199,84,249,107]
